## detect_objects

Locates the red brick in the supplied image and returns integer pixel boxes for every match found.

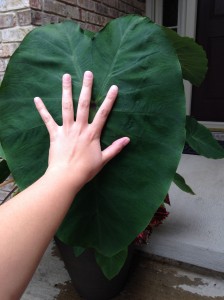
[42,12,59,24]
[29,0,42,10]
[77,20,85,28]
[58,0,77,5]
[82,22,101,32]
[44,0,67,17]
[85,11,110,26]
[43,0,55,13]
[104,7,120,18]
[86,11,98,24]
[95,3,109,16]
[94,3,120,19]
[122,0,145,11]
[119,11,126,17]
[66,5,80,19]
[0,13,15,29]
[118,1,127,12]
[17,10,32,26]
[125,2,142,14]
[79,20,101,32]
[0,0,145,82]
[31,10,43,25]
[31,10,60,25]
[58,16,67,23]
[77,0,96,12]
[80,10,87,22]
[101,0,118,9]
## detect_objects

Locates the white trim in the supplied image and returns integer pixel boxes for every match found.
[145,0,155,20]
[146,0,198,37]
[146,0,199,118]
[178,0,198,38]
[199,121,224,132]
[178,0,198,115]
[183,81,192,116]
[180,0,224,129]
[145,1,224,128]
[154,0,163,25]
[145,0,163,24]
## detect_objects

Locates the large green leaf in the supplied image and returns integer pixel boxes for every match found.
[186,116,224,158]
[95,248,128,279]
[0,142,6,160]
[0,16,186,258]
[173,172,195,195]
[163,27,208,86]
[73,246,85,257]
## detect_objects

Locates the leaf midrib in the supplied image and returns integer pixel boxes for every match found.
[95,20,138,103]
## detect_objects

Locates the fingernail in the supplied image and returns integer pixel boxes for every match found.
[85,71,93,78]
[34,97,40,103]
[110,85,118,93]
[63,73,71,81]
[123,137,130,146]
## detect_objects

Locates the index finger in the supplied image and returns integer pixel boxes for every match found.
[76,71,93,125]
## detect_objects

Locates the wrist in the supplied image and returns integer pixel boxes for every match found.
[44,164,85,194]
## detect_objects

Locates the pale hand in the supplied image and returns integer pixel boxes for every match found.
[34,71,130,190]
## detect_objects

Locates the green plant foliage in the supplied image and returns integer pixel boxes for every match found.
[0,16,186,275]
[186,116,224,158]
[173,172,195,195]
[95,248,128,279]
[0,142,6,160]
[73,246,85,257]
[163,27,208,87]
[0,159,10,184]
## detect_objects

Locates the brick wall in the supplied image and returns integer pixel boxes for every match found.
[0,0,145,81]
[0,1,35,81]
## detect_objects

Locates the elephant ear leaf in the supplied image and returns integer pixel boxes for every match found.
[0,16,186,260]
[163,27,208,86]
[0,142,6,160]
[73,246,86,257]
[173,172,195,195]
[186,116,224,158]
[95,248,128,280]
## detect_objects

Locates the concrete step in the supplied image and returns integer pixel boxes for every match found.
[22,241,224,300]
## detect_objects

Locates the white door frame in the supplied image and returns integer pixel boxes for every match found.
[146,0,197,116]
[146,0,224,130]
[178,0,198,116]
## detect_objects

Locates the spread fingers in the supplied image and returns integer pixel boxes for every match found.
[92,85,118,137]
[76,71,93,125]
[34,97,57,137]
[62,74,74,128]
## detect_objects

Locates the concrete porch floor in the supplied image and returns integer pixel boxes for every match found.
[22,241,224,300]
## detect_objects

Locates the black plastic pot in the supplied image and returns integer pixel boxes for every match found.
[54,237,134,300]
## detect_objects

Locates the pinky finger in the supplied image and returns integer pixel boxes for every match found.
[34,97,58,135]
[102,137,130,165]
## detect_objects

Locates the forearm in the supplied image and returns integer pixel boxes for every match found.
[0,168,79,299]
[0,72,130,299]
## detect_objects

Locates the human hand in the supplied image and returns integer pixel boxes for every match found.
[34,71,130,190]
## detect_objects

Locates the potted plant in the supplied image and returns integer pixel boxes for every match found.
[0,15,224,299]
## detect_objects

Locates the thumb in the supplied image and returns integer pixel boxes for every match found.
[102,137,130,165]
